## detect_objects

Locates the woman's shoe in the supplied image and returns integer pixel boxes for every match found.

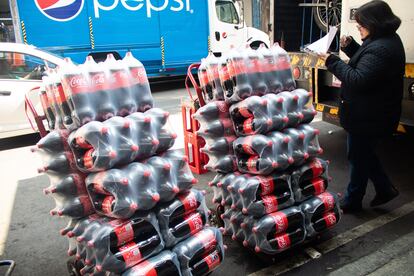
[370,187,399,207]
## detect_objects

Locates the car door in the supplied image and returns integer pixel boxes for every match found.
[0,51,55,138]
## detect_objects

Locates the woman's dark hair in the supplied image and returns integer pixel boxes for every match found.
[355,0,401,38]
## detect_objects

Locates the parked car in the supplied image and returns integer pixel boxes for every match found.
[0,42,66,139]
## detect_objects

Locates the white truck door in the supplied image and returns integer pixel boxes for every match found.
[209,0,246,53]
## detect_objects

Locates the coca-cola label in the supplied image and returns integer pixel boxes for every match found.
[212,65,220,79]
[250,58,261,73]
[235,59,247,75]
[40,92,50,109]
[262,195,278,214]
[227,63,235,77]
[238,106,252,118]
[270,212,288,234]
[243,117,255,134]
[199,70,209,86]
[276,56,291,70]
[242,136,256,155]
[179,192,198,213]
[67,75,90,95]
[205,250,221,271]
[310,159,324,178]
[246,156,259,173]
[196,230,217,252]
[131,260,157,276]
[56,84,67,104]
[114,222,135,246]
[312,178,326,195]
[52,86,63,105]
[101,196,114,214]
[83,148,95,169]
[323,212,337,228]
[317,192,335,212]
[256,176,275,196]
[186,213,204,234]
[130,67,148,85]
[220,64,230,81]
[111,70,131,90]
[119,242,142,268]
[275,233,291,250]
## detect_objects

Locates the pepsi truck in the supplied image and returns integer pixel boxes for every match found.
[9,0,270,77]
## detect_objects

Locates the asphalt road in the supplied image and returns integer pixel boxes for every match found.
[1,80,414,276]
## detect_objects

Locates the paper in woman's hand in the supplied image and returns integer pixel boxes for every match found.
[304,26,338,54]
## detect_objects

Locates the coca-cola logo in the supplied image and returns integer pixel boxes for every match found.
[276,234,290,249]
[318,193,335,210]
[271,213,287,232]
[91,73,106,86]
[69,76,89,88]
[325,213,337,227]
[191,215,203,230]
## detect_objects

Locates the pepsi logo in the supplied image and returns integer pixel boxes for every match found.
[35,0,84,22]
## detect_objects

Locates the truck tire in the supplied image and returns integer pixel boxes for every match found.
[312,0,342,32]
[250,41,268,50]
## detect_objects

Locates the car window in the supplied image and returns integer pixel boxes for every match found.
[216,1,240,24]
[0,51,50,80]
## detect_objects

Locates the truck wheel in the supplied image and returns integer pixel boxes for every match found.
[250,41,267,50]
[312,0,342,31]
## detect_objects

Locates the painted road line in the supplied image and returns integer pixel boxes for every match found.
[328,230,414,275]
[249,200,414,276]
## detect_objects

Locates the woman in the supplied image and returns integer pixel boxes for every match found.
[320,0,405,212]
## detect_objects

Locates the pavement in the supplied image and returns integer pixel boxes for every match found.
[1,80,414,276]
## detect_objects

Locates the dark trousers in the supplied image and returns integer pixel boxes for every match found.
[345,133,394,205]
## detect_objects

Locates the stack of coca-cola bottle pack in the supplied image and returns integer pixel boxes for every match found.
[34,53,225,275]
[195,44,341,255]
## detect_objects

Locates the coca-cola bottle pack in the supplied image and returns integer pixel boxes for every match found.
[85,150,197,218]
[156,189,209,248]
[238,173,295,217]
[173,227,225,276]
[193,101,237,173]
[234,125,323,175]
[122,250,182,276]
[252,206,306,254]
[33,130,94,218]
[66,212,164,274]
[290,158,331,203]
[229,89,316,136]
[68,108,176,172]
[300,191,341,238]
[205,53,225,101]
[58,53,154,129]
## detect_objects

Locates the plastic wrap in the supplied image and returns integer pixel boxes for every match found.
[122,250,182,276]
[252,206,305,254]
[234,125,323,175]
[238,173,295,217]
[85,150,197,218]
[240,215,256,249]
[300,192,341,238]
[68,108,176,172]
[193,101,237,173]
[208,173,240,207]
[156,189,209,248]
[198,54,225,102]
[229,89,316,136]
[220,43,296,104]
[66,212,164,274]
[290,158,330,203]
[33,130,94,218]
[173,227,224,276]
[59,53,153,129]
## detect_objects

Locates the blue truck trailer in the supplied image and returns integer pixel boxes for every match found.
[9,0,270,76]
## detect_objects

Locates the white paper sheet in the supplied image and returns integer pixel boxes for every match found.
[304,26,338,54]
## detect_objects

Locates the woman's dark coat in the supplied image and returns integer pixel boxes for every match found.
[325,33,405,136]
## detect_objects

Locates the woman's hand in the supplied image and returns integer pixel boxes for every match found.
[340,35,352,48]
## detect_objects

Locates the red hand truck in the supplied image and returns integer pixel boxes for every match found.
[24,86,48,138]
